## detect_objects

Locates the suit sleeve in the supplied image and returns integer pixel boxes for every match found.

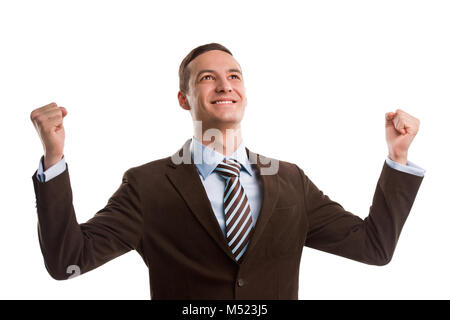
[298,162,423,265]
[32,163,143,280]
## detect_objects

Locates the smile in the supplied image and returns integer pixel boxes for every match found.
[212,100,236,104]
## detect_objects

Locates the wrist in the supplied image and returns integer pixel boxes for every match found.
[43,153,63,171]
[388,152,408,165]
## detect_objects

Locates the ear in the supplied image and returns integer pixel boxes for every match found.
[178,91,190,110]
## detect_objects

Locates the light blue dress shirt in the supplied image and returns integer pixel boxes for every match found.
[384,157,425,176]
[36,139,425,236]
[189,137,263,236]
[36,155,67,183]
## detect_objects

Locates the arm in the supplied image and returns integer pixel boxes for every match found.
[32,163,143,280]
[30,102,142,280]
[302,109,423,265]
[300,162,423,265]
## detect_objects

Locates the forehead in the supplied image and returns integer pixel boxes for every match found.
[188,50,241,74]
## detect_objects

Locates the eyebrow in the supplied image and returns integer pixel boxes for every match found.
[196,68,242,79]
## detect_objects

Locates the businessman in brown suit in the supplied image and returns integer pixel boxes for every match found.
[30,43,424,299]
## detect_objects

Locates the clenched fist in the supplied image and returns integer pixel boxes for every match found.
[385,109,420,165]
[30,102,68,171]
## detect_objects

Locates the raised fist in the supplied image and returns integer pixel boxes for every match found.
[30,102,68,170]
[385,109,420,165]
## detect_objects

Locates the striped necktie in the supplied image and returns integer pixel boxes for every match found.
[215,159,254,263]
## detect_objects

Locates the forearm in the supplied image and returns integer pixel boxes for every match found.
[303,162,424,265]
[33,165,86,280]
[32,164,143,280]
[359,162,423,264]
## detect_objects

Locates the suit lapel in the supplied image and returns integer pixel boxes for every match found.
[244,148,279,261]
[165,139,279,264]
[166,139,237,263]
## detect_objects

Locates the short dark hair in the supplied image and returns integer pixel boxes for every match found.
[178,43,233,93]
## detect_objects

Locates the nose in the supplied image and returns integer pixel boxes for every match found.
[215,76,232,93]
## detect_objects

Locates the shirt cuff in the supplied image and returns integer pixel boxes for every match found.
[385,157,425,177]
[37,155,67,182]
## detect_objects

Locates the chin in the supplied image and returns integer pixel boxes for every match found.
[216,117,243,127]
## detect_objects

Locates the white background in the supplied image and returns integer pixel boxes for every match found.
[0,0,448,299]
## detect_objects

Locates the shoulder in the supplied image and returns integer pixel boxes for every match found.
[249,150,306,187]
[121,156,174,184]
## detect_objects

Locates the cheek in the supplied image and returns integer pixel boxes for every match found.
[235,85,246,99]
[238,92,247,107]
[197,88,212,103]
[189,91,203,105]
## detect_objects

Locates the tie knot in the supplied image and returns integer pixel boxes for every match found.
[215,159,242,179]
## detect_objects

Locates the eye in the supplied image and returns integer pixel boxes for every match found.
[230,74,240,80]
[200,75,214,81]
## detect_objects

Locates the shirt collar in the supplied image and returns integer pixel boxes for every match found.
[190,137,253,180]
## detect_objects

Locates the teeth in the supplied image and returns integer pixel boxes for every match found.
[213,101,234,104]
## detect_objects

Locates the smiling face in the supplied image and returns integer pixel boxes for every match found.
[178,50,247,130]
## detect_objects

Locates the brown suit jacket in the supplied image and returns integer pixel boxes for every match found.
[32,139,423,299]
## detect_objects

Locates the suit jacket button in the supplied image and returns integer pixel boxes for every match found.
[237,278,245,287]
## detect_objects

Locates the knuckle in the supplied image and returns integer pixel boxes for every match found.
[31,109,42,119]
[35,114,45,123]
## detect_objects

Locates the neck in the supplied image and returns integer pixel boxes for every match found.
[193,123,243,157]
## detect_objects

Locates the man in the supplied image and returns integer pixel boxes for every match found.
[30,43,424,299]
